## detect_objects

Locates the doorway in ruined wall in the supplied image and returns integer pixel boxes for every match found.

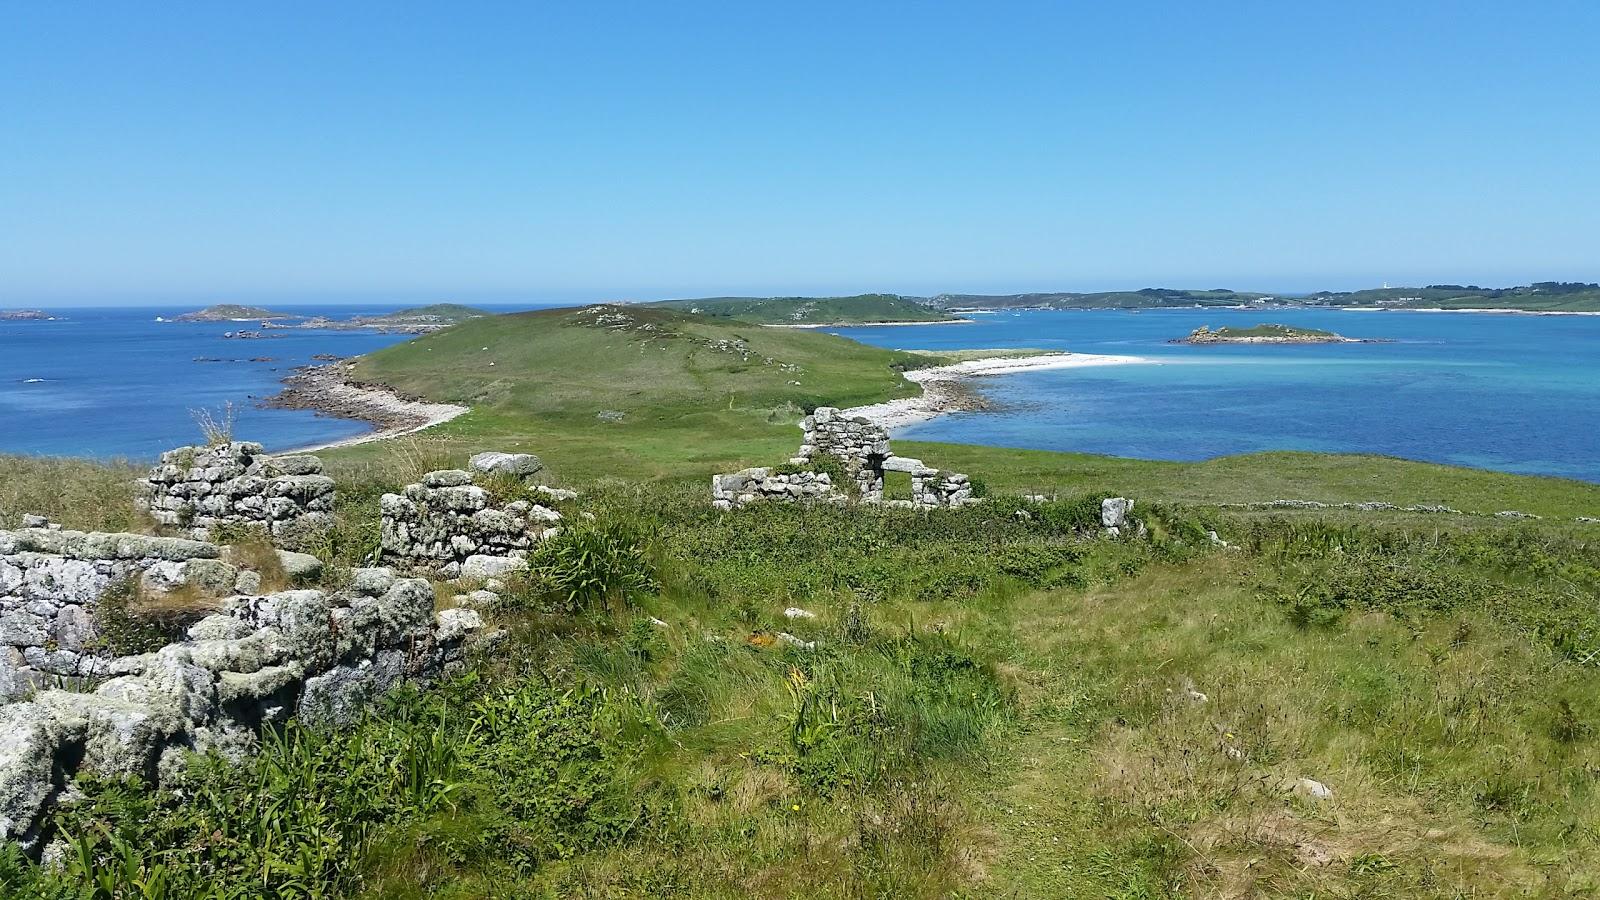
[860,453,887,500]
[883,469,913,501]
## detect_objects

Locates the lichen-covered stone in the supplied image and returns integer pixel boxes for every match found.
[135,443,334,539]
[0,579,482,845]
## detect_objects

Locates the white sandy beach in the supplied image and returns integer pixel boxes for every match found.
[842,351,1150,429]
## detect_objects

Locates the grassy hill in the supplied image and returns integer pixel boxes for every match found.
[382,303,486,321]
[650,293,958,324]
[344,304,928,480]
[5,464,1600,897]
[329,304,1600,522]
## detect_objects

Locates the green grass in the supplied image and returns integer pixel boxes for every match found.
[892,444,1600,522]
[0,455,147,531]
[7,481,1600,897]
[338,304,931,481]
[649,293,959,325]
[317,303,1600,530]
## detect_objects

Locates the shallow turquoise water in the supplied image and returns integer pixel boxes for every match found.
[829,308,1600,482]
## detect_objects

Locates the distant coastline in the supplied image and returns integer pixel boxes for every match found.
[1338,306,1600,316]
[763,319,972,329]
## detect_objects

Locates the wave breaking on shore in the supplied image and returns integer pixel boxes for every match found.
[842,352,1150,430]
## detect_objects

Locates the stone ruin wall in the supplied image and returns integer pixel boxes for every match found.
[136,442,335,540]
[713,407,977,510]
[0,439,556,850]
[711,468,838,510]
[794,407,893,500]
[380,452,565,579]
[0,570,486,848]
[0,526,233,681]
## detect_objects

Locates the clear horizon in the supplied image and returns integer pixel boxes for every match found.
[7,279,1600,311]
[5,2,1598,307]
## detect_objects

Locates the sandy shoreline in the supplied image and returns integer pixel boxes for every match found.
[842,352,1150,430]
[265,363,469,454]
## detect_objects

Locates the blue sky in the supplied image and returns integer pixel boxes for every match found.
[3,1,1598,306]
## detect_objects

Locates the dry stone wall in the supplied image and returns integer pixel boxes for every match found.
[711,468,840,510]
[380,464,561,578]
[1,526,227,680]
[137,443,335,540]
[0,571,487,849]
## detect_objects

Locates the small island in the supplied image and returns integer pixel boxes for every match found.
[0,309,57,321]
[172,302,486,333]
[1176,323,1375,344]
[348,303,487,327]
[174,304,296,322]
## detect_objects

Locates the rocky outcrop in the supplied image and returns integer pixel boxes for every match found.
[136,443,335,540]
[0,573,485,849]
[469,451,543,478]
[380,468,561,577]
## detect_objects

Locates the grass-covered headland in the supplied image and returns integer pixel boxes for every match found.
[4,303,1600,897]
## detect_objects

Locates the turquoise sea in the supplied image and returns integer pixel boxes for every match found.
[4,305,1598,482]
[829,308,1600,483]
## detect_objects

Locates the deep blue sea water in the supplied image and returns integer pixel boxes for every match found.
[830,308,1600,483]
[0,304,548,460]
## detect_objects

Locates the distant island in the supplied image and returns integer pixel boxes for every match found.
[634,282,1600,317]
[923,281,1600,313]
[283,303,489,333]
[1176,323,1372,344]
[173,304,295,322]
[0,309,56,321]
[171,302,487,333]
[651,293,963,326]
[350,303,487,327]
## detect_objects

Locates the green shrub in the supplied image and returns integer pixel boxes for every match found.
[529,520,659,612]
